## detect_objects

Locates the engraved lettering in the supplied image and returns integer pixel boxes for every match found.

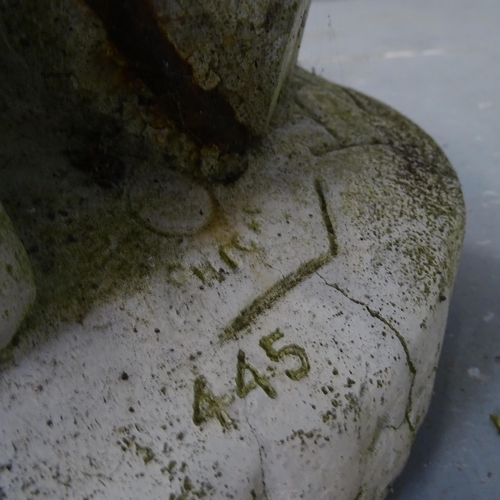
[192,376,234,427]
[236,350,277,399]
[259,329,310,381]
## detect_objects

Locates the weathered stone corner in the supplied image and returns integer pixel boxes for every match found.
[0,203,36,349]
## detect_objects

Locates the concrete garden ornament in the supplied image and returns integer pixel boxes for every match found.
[0,1,464,499]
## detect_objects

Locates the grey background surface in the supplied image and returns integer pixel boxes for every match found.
[299,1,500,498]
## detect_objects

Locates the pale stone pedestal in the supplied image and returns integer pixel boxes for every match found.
[0,0,465,497]
[0,67,465,499]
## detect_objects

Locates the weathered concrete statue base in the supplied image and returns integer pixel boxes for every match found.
[0,66,464,499]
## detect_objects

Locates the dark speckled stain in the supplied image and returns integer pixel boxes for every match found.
[84,0,250,154]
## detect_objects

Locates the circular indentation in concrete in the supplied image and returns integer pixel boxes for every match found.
[129,167,211,235]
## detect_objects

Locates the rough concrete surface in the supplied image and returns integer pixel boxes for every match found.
[300,2,499,497]
[0,203,36,348]
[0,67,464,499]
[0,0,310,182]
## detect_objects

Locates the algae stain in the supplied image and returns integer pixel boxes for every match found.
[192,262,226,286]
[218,245,238,270]
[223,180,338,340]
[136,443,155,464]
[1,190,183,361]
[247,218,261,233]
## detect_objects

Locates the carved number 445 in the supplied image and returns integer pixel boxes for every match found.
[193,329,310,426]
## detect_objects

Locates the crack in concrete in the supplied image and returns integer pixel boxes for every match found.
[222,179,337,340]
[265,262,285,281]
[316,273,416,434]
[243,405,269,500]
[291,89,386,157]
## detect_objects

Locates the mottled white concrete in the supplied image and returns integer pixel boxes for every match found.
[300,2,500,497]
[0,68,464,499]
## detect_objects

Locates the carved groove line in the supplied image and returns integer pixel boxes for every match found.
[223,179,337,339]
